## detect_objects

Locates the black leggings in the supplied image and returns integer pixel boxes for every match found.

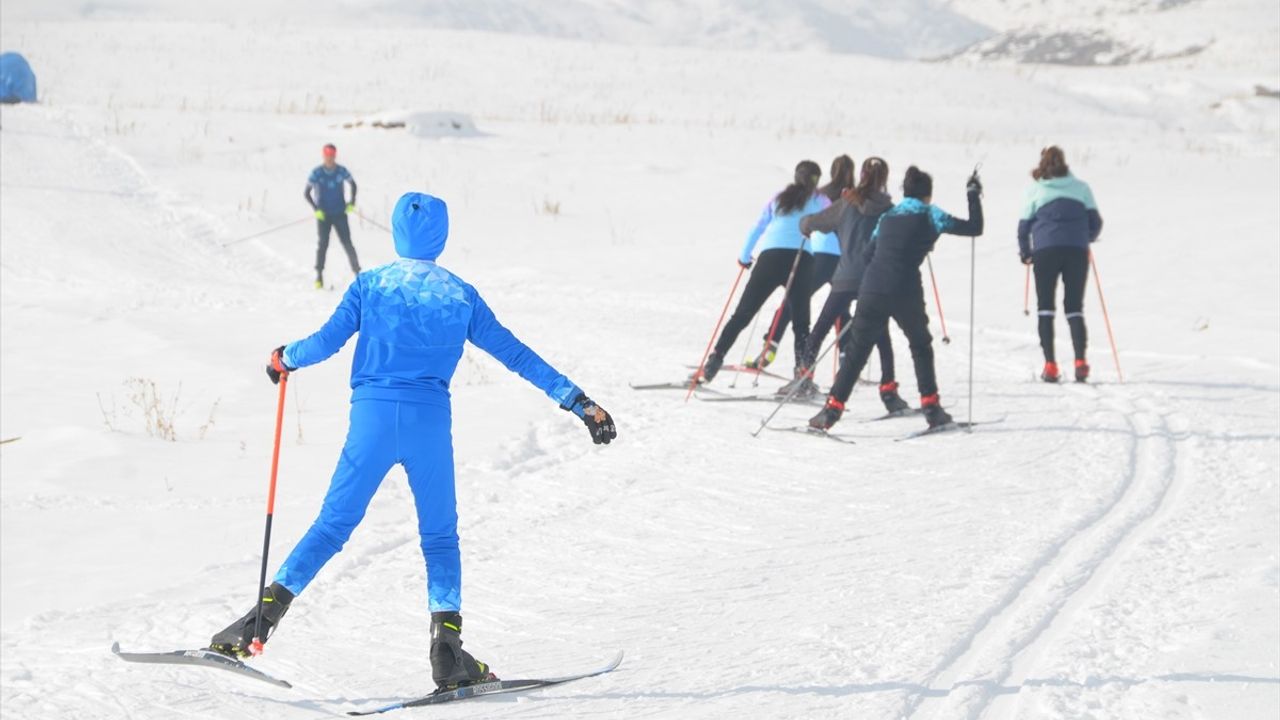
[316,213,361,277]
[830,290,935,403]
[1033,246,1089,363]
[765,252,839,346]
[802,290,894,383]
[714,248,812,363]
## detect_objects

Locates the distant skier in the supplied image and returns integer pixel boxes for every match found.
[746,155,853,370]
[210,192,617,692]
[780,156,907,411]
[1018,146,1103,383]
[694,160,830,384]
[305,143,361,289]
[809,165,983,430]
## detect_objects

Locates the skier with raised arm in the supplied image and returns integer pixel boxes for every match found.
[809,166,983,431]
[209,192,617,692]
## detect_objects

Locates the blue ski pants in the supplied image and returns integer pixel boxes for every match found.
[273,399,462,611]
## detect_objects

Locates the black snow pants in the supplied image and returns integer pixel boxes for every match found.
[829,289,935,404]
[765,251,839,347]
[316,213,361,279]
[802,290,894,384]
[714,248,812,365]
[1033,246,1089,363]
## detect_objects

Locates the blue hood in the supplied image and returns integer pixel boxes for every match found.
[392,192,449,260]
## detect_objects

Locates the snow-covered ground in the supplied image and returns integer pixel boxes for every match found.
[1,3,1278,719]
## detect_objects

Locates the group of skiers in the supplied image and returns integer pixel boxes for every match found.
[202,144,1099,697]
[691,146,1103,432]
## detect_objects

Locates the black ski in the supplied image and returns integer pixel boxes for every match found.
[111,641,292,688]
[766,425,857,445]
[861,407,921,422]
[346,651,624,715]
[629,381,726,396]
[897,421,979,441]
[683,363,789,381]
[699,394,823,406]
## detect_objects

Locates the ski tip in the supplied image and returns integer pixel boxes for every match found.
[110,641,121,654]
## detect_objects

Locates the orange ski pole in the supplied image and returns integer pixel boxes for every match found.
[926,254,951,344]
[1089,251,1123,383]
[249,363,289,655]
[687,266,746,402]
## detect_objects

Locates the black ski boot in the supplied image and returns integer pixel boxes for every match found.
[694,352,724,384]
[809,397,845,430]
[878,381,910,413]
[778,367,818,399]
[430,612,496,691]
[920,394,953,429]
[210,582,294,658]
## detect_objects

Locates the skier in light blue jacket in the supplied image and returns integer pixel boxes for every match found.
[694,160,830,384]
[210,192,617,692]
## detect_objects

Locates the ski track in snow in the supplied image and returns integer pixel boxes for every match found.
[903,382,1189,719]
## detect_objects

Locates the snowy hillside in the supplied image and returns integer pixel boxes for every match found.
[2,3,1279,720]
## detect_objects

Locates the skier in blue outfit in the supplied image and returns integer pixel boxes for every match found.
[305,143,361,289]
[211,192,617,691]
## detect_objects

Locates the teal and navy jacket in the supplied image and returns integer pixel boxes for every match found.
[282,193,581,407]
[739,193,831,265]
[860,194,983,297]
[1017,174,1102,258]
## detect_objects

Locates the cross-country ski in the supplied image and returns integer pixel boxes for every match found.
[345,651,624,715]
[110,642,292,688]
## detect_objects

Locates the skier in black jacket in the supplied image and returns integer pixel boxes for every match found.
[809,165,983,430]
[778,157,905,411]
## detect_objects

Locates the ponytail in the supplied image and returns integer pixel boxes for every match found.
[775,160,822,215]
[846,156,889,206]
[1032,146,1070,180]
[819,155,855,202]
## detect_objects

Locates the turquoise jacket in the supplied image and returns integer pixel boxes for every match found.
[739,194,831,264]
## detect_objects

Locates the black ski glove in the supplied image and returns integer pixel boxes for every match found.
[738,258,753,270]
[966,171,983,197]
[1020,250,1033,265]
[266,345,294,385]
[565,393,616,445]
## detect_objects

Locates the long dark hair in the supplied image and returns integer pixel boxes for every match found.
[1032,146,1070,180]
[902,165,932,200]
[846,156,889,205]
[775,160,821,215]
[819,155,855,202]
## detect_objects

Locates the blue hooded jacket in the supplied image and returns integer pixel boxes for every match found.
[282,192,581,407]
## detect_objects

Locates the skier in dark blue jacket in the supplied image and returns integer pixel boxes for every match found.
[306,144,361,289]
[809,166,983,430]
[1018,146,1103,383]
[210,192,617,691]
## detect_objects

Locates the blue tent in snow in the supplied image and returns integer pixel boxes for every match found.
[0,52,38,104]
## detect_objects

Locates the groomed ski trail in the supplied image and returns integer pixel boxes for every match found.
[903,385,1191,720]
